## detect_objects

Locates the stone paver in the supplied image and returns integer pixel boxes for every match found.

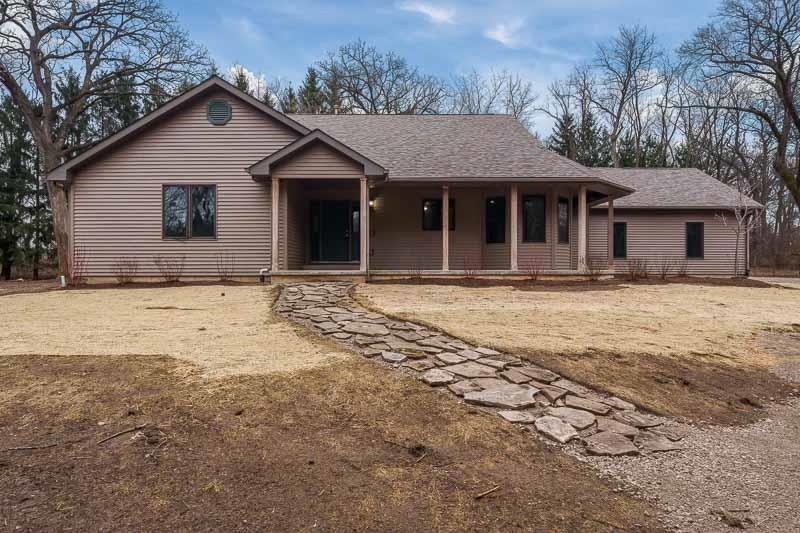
[534,416,578,443]
[421,368,455,386]
[547,407,597,430]
[443,361,498,379]
[564,395,612,415]
[275,281,683,458]
[464,384,539,409]
[584,431,640,457]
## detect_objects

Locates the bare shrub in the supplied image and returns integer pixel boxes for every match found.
[524,259,543,281]
[153,254,185,282]
[462,257,478,279]
[656,256,674,281]
[675,258,688,277]
[407,262,422,281]
[216,250,236,281]
[112,257,139,284]
[70,246,88,286]
[625,258,649,282]
[586,258,604,281]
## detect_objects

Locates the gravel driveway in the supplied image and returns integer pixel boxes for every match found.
[582,344,800,532]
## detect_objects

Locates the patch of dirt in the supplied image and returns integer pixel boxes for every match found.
[0,355,662,532]
[0,279,60,297]
[357,282,800,425]
[367,276,778,291]
[0,285,351,378]
[520,348,795,425]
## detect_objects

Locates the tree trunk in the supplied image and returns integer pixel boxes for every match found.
[46,179,71,281]
[1,261,11,281]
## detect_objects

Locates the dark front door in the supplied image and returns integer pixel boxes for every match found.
[310,200,360,263]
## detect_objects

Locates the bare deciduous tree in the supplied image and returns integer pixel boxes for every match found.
[317,40,448,114]
[681,0,800,209]
[450,68,536,126]
[0,0,209,280]
[591,24,662,167]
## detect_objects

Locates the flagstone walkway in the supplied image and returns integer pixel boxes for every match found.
[275,282,687,457]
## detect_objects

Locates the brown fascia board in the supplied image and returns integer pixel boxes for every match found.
[248,129,387,179]
[591,204,765,210]
[382,176,635,194]
[47,76,310,183]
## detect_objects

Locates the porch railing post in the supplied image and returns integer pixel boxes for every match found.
[607,198,614,271]
[578,184,588,273]
[360,176,369,273]
[510,184,518,271]
[271,177,280,272]
[442,184,449,272]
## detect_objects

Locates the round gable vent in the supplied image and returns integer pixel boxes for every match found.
[207,99,232,125]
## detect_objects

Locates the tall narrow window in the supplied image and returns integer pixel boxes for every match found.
[163,185,217,239]
[557,197,570,244]
[686,222,704,259]
[163,186,188,238]
[613,222,627,259]
[191,185,216,237]
[522,195,546,243]
[486,196,506,244]
[422,199,455,231]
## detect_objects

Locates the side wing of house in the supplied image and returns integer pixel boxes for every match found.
[69,89,300,279]
[588,208,748,276]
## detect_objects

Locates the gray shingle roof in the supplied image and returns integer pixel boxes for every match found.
[288,114,598,180]
[593,168,763,209]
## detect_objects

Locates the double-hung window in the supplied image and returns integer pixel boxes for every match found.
[686,222,704,259]
[163,185,217,239]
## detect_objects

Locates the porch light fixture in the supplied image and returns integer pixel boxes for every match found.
[369,200,375,207]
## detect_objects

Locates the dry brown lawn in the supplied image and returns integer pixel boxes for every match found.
[1,285,351,378]
[0,283,661,531]
[357,280,800,424]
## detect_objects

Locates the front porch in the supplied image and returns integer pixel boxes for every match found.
[266,177,623,281]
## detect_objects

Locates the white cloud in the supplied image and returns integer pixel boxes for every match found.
[484,18,526,48]
[221,16,265,45]
[398,1,456,24]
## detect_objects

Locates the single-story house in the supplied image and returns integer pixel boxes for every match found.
[47,76,761,282]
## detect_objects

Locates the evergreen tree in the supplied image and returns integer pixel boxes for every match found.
[547,112,577,160]
[97,72,141,137]
[322,66,348,113]
[230,65,252,95]
[280,85,299,113]
[143,80,171,113]
[575,109,611,167]
[298,68,325,113]
[0,96,35,279]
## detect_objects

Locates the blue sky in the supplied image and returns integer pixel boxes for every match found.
[168,0,720,132]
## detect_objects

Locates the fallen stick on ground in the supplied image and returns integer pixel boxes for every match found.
[97,424,147,445]
[1,443,58,452]
[474,485,500,500]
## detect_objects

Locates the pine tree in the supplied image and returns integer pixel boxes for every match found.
[298,68,325,114]
[280,85,299,113]
[97,72,141,137]
[547,112,577,160]
[143,81,171,113]
[230,65,252,95]
[322,66,348,113]
[575,109,611,167]
[0,96,34,279]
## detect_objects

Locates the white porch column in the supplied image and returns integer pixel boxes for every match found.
[271,177,280,272]
[360,176,369,273]
[510,184,519,271]
[442,184,450,271]
[578,184,588,272]
[607,198,615,271]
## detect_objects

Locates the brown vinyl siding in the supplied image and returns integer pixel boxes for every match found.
[588,209,747,275]
[71,89,299,278]
[370,187,443,270]
[283,181,306,270]
[272,143,364,180]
